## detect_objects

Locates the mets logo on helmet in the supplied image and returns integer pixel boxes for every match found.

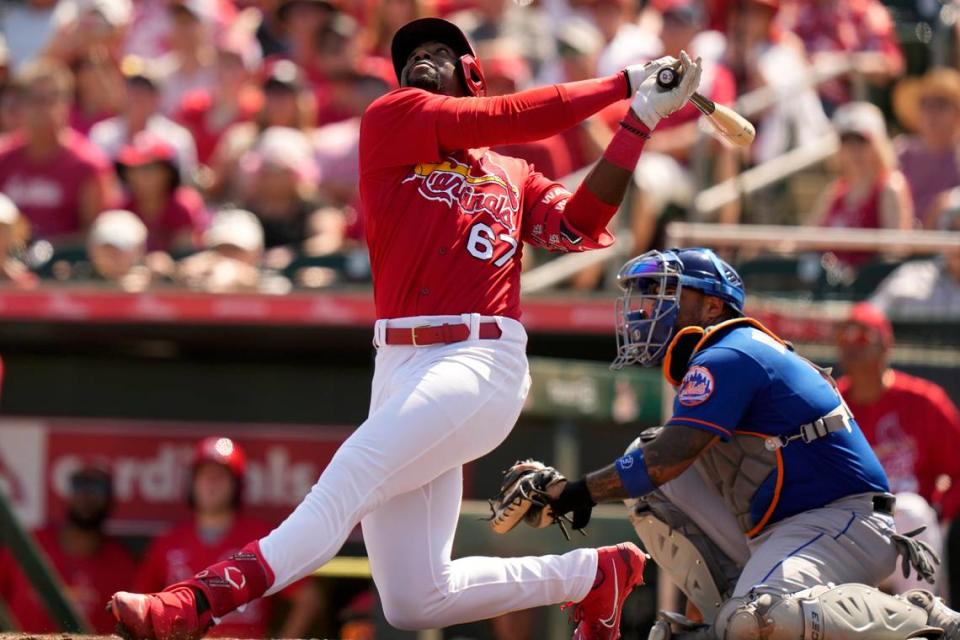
[678,365,715,406]
[404,155,520,232]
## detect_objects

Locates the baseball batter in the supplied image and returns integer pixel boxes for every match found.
[108,17,702,640]
[491,248,960,639]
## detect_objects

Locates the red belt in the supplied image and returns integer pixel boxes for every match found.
[384,321,502,346]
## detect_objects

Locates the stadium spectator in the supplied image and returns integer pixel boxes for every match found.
[116,133,207,253]
[869,224,960,319]
[175,208,267,292]
[892,67,960,228]
[0,75,23,134]
[628,0,741,253]
[85,208,150,289]
[312,71,389,206]
[69,49,125,136]
[0,193,37,288]
[722,0,832,165]
[175,29,263,167]
[89,57,199,185]
[152,0,218,114]
[809,101,913,266]
[0,464,137,633]
[0,59,118,244]
[312,11,364,126]
[134,437,319,637]
[447,0,556,79]
[238,126,326,250]
[43,0,133,68]
[837,303,960,591]
[363,0,423,60]
[275,0,338,85]
[586,0,659,77]
[207,60,315,202]
[779,0,904,110]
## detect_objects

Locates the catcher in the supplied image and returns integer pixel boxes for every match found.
[489,247,960,640]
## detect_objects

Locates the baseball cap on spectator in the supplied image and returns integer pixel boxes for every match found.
[204,208,264,253]
[241,126,318,183]
[832,101,895,168]
[263,60,305,93]
[838,302,894,349]
[893,68,960,133]
[88,210,148,251]
[116,132,181,187]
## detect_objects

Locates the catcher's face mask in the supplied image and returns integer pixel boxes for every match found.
[612,250,683,369]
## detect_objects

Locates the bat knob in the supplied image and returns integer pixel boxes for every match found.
[656,66,680,90]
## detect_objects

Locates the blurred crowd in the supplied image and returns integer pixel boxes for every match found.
[0,0,952,295]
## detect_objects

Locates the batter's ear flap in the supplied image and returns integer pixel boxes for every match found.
[663,326,705,386]
[460,54,486,96]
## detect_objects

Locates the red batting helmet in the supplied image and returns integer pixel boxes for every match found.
[190,436,247,508]
[391,17,486,97]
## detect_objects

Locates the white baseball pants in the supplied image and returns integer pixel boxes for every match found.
[258,314,598,629]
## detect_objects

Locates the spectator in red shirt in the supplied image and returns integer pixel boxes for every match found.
[779,0,904,109]
[0,465,137,633]
[810,101,913,267]
[174,36,263,167]
[0,58,118,244]
[207,60,316,203]
[135,437,319,637]
[836,303,960,592]
[117,132,207,253]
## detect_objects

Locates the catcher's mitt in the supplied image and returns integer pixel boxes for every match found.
[486,460,583,540]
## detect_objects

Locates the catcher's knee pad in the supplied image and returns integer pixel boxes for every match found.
[623,435,739,623]
[715,584,940,640]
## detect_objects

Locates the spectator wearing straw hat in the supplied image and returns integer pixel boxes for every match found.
[893,67,960,228]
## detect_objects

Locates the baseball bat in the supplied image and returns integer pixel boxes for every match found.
[656,66,756,148]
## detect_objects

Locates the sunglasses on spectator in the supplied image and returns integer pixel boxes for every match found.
[24,89,68,105]
[839,132,869,145]
[70,475,111,497]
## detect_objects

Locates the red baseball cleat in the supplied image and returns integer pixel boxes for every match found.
[564,542,648,640]
[109,586,213,640]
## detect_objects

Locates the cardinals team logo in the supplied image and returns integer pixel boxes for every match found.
[678,366,715,406]
[404,155,520,231]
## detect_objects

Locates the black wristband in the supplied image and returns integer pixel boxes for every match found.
[553,478,596,515]
[620,118,651,140]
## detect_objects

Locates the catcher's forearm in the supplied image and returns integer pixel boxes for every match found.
[584,465,630,501]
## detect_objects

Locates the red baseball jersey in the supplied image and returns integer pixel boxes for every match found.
[359,76,630,320]
[134,516,297,638]
[839,370,960,519]
[0,527,137,633]
[0,130,117,239]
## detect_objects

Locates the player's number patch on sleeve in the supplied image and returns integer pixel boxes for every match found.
[678,365,715,406]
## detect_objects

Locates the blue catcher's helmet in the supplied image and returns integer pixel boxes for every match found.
[612,248,745,369]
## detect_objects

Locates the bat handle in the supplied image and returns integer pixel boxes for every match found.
[690,93,716,116]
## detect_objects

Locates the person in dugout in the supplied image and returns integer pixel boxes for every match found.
[133,437,321,638]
